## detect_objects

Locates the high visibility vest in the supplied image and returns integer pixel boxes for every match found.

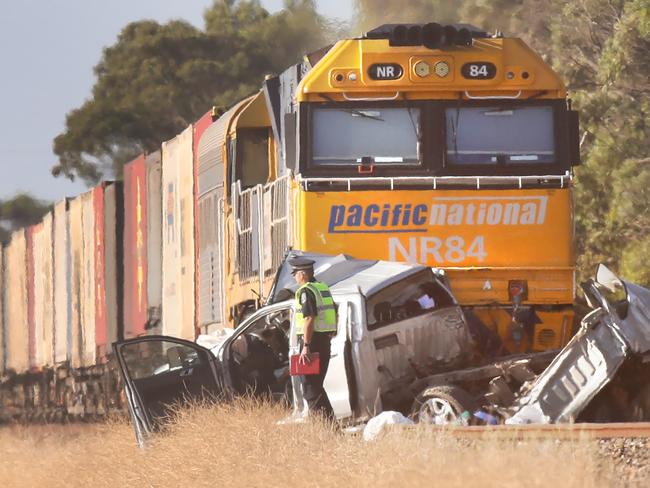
[295,281,337,335]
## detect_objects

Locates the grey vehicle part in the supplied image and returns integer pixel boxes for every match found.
[507,265,650,424]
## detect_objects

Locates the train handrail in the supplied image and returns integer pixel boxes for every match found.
[298,172,571,191]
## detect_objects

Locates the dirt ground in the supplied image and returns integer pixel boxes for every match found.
[0,401,647,487]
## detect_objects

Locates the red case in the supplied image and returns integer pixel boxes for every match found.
[290,353,320,376]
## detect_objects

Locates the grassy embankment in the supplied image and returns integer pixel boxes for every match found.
[0,399,617,487]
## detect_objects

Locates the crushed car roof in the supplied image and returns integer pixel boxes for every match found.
[269,251,431,303]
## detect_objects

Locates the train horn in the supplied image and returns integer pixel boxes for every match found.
[456,27,473,46]
[406,25,422,45]
[390,24,407,46]
[443,25,458,46]
[422,23,443,49]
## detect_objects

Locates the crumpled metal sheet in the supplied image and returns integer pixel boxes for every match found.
[507,280,650,424]
[616,282,650,354]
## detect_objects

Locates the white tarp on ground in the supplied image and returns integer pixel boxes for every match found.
[363,411,414,441]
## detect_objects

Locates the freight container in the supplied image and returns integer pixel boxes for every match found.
[26,226,36,369]
[30,214,55,368]
[162,125,195,340]
[68,197,84,368]
[53,199,71,364]
[145,151,163,332]
[94,182,122,360]
[93,185,107,360]
[123,155,148,338]
[197,112,228,333]
[124,154,162,339]
[103,182,123,350]
[5,230,29,373]
[0,244,4,373]
[80,190,96,366]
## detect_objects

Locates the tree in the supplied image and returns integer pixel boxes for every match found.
[0,194,51,243]
[52,0,330,184]
[549,0,650,283]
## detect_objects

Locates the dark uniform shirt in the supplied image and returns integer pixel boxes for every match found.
[298,278,318,318]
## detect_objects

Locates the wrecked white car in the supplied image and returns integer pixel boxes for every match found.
[114,252,474,445]
[506,264,650,424]
[408,264,650,425]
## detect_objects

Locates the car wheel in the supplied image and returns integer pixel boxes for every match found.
[413,385,477,425]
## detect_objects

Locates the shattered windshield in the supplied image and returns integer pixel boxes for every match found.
[445,106,555,165]
[312,107,421,165]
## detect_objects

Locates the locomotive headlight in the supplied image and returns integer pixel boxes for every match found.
[434,61,450,77]
[414,61,430,78]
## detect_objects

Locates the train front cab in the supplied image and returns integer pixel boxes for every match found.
[288,24,581,354]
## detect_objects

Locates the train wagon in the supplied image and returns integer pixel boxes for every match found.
[0,185,124,421]
[123,153,163,338]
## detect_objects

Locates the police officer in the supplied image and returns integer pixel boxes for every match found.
[291,257,337,421]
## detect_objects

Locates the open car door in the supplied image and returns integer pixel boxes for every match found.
[113,335,223,447]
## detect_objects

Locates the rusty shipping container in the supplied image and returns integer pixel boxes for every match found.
[197,112,228,333]
[93,185,107,359]
[123,155,149,338]
[30,215,55,369]
[93,182,123,359]
[162,125,196,340]
[124,154,162,338]
[53,200,71,364]
[5,230,29,373]
[146,151,163,332]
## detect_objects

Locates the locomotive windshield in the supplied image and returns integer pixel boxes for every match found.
[312,107,421,166]
[445,106,555,165]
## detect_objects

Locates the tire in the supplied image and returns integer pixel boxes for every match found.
[412,385,477,425]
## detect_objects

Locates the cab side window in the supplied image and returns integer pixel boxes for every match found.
[366,270,454,331]
[237,128,270,190]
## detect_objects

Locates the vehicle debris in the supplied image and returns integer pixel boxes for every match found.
[506,265,650,424]
[410,264,650,426]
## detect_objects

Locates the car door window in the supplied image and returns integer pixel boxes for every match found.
[117,338,220,429]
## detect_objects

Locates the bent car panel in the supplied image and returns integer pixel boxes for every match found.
[507,269,650,424]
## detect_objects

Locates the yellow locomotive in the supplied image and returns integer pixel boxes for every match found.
[201,23,579,354]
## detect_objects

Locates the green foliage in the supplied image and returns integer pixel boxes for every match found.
[0,194,51,243]
[53,0,331,184]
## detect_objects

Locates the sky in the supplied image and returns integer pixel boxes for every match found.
[0,0,354,202]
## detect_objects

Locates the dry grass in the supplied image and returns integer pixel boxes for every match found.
[0,400,620,487]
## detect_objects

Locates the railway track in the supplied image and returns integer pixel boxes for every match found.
[429,422,650,439]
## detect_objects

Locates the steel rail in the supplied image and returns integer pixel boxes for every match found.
[425,422,650,439]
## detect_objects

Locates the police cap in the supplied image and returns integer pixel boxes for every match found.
[289,257,315,274]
